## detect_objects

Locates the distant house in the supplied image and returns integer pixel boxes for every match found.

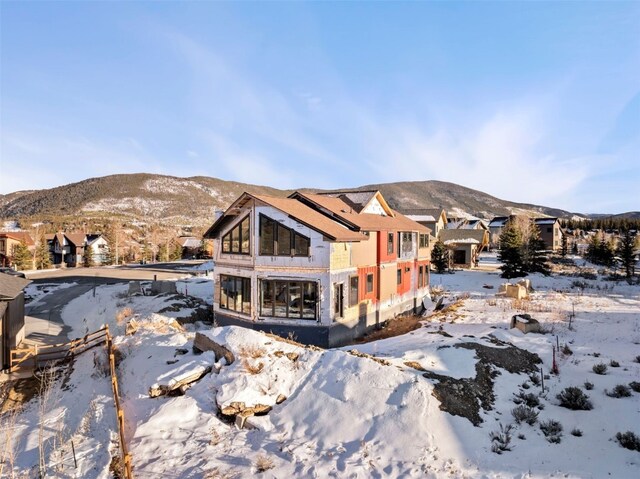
[0,232,35,269]
[488,216,564,252]
[488,216,509,247]
[177,236,202,259]
[0,272,31,371]
[51,233,109,267]
[203,189,432,347]
[446,218,488,231]
[439,229,490,268]
[400,208,448,238]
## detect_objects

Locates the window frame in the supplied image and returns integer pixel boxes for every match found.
[366,273,374,293]
[419,233,429,248]
[387,232,394,254]
[259,279,318,320]
[349,275,359,307]
[219,274,251,315]
[221,215,251,255]
[258,214,310,257]
[397,268,402,285]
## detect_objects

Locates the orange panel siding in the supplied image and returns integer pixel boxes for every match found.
[358,266,378,303]
[378,230,397,263]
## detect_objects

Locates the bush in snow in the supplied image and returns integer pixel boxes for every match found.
[634,355,640,364]
[529,373,541,386]
[540,419,563,443]
[513,391,541,408]
[606,384,632,398]
[489,423,514,454]
[629,381,640,393]
[254,454,275,472]
[609,359,620,368]
[561,344,573,355]
[511,405,538,425]
[571,428,583,437]
[592,363,608,375]
[616,432,640,452]
[556,387,593,410]
[584,381,594,390]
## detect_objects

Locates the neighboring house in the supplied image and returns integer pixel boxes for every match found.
[489,216,564,252]
[178,236,202,259]
[534,218,564,252]
[439,229,490,268]
[446,218,488,231]
[0,272,31,371]
[204,190,432,347]
[0,232,35,269]
[400,208,448,238]
[51,233,109,266]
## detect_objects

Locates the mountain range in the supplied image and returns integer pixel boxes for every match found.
[0,173,636,226]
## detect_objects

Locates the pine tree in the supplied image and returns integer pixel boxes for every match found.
[170,240,183,261]
[431,239,449,274]
[617,229,638,279]
[35,235,51,270]
[525,226,550,275]
[11,241,33,271]
[586,235,601,263]
[561,234,568,258]
[83,245,94,267]
[498,223,525,278]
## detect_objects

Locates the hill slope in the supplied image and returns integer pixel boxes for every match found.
[1,173,627,225]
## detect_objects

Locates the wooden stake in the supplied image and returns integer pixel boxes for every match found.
[71,440,77,469]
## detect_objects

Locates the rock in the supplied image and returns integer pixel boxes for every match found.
[150,281,177,295]
[510,314,541,334]
[285,352,299,362]
[276,394,287,404]
[193,332,235,364]
[128,281,142,296]
[506,284,528,300]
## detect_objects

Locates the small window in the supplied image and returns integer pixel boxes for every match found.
[419,234,429,248]
[349,276,359,307]
[366,273,374,293]
[418,266,423,288]
[397,268,402,285]
[387,232,394,254]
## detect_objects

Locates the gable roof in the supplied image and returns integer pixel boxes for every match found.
[398,208,446,221]
[204,192,367,242]
[489,216,510,228]
[317,190,395,216]
[178,237,201,248]
[0,231,35,246]
[0,272,31,300]
[64,233,87,247]
[534,217,559,226]
[290,192,430,234]
[439,229,489,246]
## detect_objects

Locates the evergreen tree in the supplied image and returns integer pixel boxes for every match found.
[11,241,33,271]
[571,242,578,255]
[498,223,525,278]
[561,234,568,258]
[83,245,95,267]
[617,229,638,279]
[586,235,601,263]
[170,241,184,261]
[431,239,449,274]
[35,235,51,270]
[525,226,550,275]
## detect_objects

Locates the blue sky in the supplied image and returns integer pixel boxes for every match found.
[1,1,638,214]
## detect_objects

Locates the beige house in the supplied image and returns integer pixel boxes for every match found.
[439,229,490,268]
[400,208,448,238]
[0,232,35,269]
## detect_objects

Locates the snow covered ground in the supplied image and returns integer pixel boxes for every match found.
[2,261,639,478]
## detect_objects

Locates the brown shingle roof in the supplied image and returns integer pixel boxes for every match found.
[0,231,35,246]
[253,195,367,242]
[292,193,430,234]
[65,233,87,247]
[0,272,31,299]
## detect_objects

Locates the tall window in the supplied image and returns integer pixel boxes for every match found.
[219,275,251,314]
[419,234,429,248]
[366,273,374,293]
[387,232,394,254]
[259,214,310,257]
[260,279,317,320]
[349,276,359,307]
[418,266,423,288]
[397,268,402,285]
[222,216,250,255]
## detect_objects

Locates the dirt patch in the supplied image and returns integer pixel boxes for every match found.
[0,376,40,414]
[422,337,542,426]
[354,315,422,344]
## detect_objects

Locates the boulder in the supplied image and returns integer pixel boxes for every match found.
[193,332,235,364]
[510,314,541,334]
[128,281,142,295]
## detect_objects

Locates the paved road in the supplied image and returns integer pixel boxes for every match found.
[23,262,208,345]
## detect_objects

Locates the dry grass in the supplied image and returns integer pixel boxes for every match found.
[355,315,421,344]
[242,359,265,375]
[115,307,134,324]
[204,468,238,479]
[239,345,266,359]
[254,454,275,473]
[130,318,184,334]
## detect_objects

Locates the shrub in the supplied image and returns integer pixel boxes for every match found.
[254,454,275,472]
[556,387,593,410]
[592,363,608,375]
[609,360,620,368]
[512,405,538,425]
[571,428,583,437]
[242,359,264,375]
[513,391,541,408]
[517,434,526,440]
[584,381,594,390]
[561,344,573,356]
[634,355,640,364]
[616,431,640,452]
[629,381,640,393]
[489,423,514,454]
[239,345,266,359]
[606,384,632,398]
[540,419,563,443]
[529,373,541,386]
